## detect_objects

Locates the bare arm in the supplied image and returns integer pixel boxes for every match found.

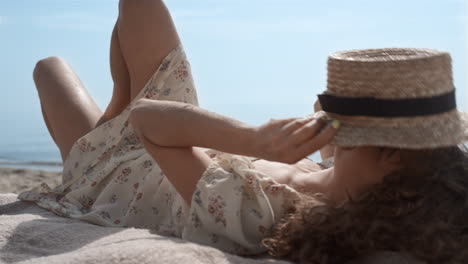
[129,99,257,157]
[129,99,338,205]
[129,98,338,164]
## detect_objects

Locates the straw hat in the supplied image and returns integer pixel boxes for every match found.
[317,48,468,149]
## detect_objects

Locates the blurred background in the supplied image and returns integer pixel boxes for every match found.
[0,0,466,171]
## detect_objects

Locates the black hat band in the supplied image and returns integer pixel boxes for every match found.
[317,89,456,117]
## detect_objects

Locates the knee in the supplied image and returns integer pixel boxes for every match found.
[33,56,65,83]
[118,0,164,15]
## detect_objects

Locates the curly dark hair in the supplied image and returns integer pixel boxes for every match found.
[262,144,468,264]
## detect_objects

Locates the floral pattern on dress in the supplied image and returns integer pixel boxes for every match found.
[16,43,323,257]
[181,151,305,255]
[207,194,227,227]
[173,61,189,82]
[144,84,161,99]
[142,159,152,169]
[77,138,96,153]
[114,167,132,184]
[159,60,171,71]
[97,144,117,163]
[77,194,94,209]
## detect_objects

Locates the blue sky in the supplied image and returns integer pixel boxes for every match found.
[0,0,466,141]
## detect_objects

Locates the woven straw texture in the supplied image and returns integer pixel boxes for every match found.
[320,48,468,149]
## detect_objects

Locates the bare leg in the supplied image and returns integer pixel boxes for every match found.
[95,18,132,128]
[117,0,182,98]
[40,103,57,143]
[33,57,103,162]
[119,0,211,204]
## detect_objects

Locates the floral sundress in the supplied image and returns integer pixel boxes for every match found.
[17,43,334,256]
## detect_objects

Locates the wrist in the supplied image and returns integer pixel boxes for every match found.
[238,123,259,157]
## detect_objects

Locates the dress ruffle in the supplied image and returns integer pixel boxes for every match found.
[182,151,303,256]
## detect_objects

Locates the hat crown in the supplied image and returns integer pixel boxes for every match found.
[326,48,454,99]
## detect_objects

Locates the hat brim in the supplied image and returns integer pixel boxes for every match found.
[325,109,468,149]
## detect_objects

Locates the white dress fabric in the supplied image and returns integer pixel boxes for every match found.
[18,43,334,256]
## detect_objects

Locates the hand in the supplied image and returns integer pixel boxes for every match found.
[314,98,336,159]
[252,113,339,164]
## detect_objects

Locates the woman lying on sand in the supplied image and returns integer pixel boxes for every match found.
[18,0,468,263]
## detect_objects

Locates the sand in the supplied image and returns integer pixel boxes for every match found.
[0,167,62,194]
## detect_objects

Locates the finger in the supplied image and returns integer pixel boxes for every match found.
[293,122,339,160]
[288,116,329,146]
[280,111,324,135]
[267,117,297,129]
[280,116,316,135]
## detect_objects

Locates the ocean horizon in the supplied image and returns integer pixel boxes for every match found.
[0,121,63,171]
